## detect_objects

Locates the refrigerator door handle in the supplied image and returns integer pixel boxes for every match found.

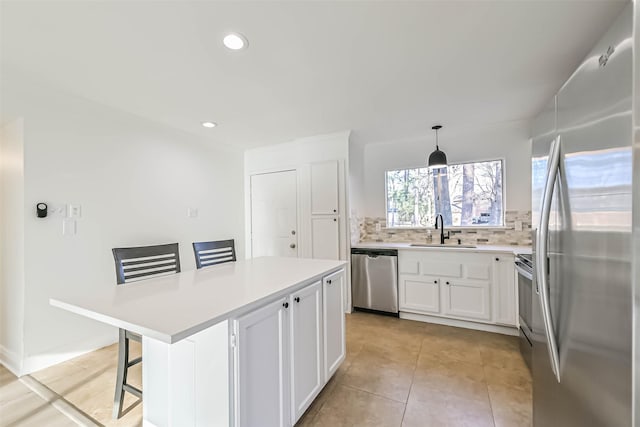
[536,135,562,383]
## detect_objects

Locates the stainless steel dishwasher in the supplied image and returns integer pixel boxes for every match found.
[351,248,398,315]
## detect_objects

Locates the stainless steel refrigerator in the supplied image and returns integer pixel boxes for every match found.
[530,4,635,426]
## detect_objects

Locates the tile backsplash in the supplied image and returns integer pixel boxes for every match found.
[356,210,532,246]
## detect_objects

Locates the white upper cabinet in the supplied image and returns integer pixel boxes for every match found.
[310,161,339,215]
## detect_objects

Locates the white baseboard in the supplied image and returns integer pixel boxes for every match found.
[21,334,117,375]
[0,344,22,376]
[399,311,519,336]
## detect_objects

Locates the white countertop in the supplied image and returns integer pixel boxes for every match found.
[51,257,346,344]
[351,242,532,255]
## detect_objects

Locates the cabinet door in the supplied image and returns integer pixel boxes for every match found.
[235,298,289,427]
[311,216,339,259]
[492,255,517,325]
[399,275,441,314]
[310,161,339,215]
[442,279,491,321]
[323,269,345,382]
[290,281,323,422]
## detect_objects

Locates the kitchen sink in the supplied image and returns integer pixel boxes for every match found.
[409,243,477,249]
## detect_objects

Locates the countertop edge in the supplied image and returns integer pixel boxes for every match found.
[50,262,347,344]
[351,243,531,255]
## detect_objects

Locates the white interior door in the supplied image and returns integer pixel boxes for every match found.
[250,170,298,258]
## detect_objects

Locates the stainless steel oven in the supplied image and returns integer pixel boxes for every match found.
[516,253,533,371]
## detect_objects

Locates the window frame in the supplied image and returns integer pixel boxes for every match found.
[384,158,507,230]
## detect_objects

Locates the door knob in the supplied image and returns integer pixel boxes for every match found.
[290,243,296,249]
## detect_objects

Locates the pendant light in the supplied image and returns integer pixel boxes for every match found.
[428,125,447,169]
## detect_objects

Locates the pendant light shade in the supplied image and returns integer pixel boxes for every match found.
[428,125,447,169]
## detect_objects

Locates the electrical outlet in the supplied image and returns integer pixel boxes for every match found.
[515,220,523,231]
[375,222,381,232]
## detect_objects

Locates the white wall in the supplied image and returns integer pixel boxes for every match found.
[1,70,245,374]
[360,120,532,218]
[0,119,26,375]
[348,139,365,243]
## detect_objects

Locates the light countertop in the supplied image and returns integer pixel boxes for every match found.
[51,257,346,344]
[351,242,532,255]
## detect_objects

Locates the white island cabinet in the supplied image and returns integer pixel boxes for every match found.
[50,257,346,427]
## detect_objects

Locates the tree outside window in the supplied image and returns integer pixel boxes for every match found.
[386,160,504,227]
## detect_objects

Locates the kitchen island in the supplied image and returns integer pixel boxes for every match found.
[51,256,346,427]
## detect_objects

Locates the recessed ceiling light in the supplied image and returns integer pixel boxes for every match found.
[223,33,248,50]
[202,121,217,128]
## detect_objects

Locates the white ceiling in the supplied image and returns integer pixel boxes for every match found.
[0,1,628,149]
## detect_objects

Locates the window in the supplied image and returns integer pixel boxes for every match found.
[386,160,504,227]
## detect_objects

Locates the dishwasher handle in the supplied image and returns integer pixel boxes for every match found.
[350,248,398,257]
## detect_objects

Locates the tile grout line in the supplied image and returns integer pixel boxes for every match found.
[19,375,102,427]
[399,335,425,426]
[478,352,498,427]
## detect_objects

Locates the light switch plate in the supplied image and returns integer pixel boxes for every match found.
[68,204,81,218]
[375,222,381,232]
[187,207,198,218]
[515,220,523,231]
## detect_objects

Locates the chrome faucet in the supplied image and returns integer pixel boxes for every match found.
[434,214,450,245]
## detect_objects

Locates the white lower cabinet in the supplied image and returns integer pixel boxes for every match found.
[399,250,517,328]
[235,298,289,427]
[399,275,441,314]
[492,255,517,325]
[234,269,345,427]
[441,279,491,321]
[290,281,323,421]
[323,269,346,381]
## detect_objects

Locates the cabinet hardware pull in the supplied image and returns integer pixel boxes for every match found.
[294,297,300,303]
[434,280,438,284]
[446,281,450,285]
[290,243,296,249]
[333,209,337,213]
[327,279,332,284]
[283,302,289,308]
[495,257,499,261]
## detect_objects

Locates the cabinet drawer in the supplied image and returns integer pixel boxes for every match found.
[420,261,461,278]
[464,263,491,281]
[399,258,420,274]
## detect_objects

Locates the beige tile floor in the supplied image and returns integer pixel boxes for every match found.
[1,312,531,427]
[298,312,532,427]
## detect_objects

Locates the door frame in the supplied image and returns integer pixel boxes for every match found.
[247,168,302,259]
